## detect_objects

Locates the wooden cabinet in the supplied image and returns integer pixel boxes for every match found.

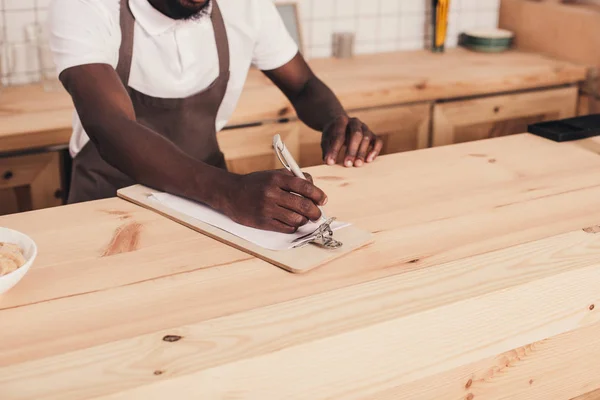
[217,121,300,175]
[299,103,432,168]
[432,86,578,146]
[0,152,64,215]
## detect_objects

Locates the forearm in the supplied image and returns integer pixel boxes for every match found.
[262,54,383,167]
[60,64,234,210]
[290,76,347,131]
[83,114,232,209]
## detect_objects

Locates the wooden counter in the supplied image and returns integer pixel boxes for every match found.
[0,49,588,216]
[1,133,600,399]
[0,49,587,153]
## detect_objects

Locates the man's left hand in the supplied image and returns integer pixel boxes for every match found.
[321,115,384,167]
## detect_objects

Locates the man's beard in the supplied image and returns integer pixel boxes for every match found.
[164,0,210,20]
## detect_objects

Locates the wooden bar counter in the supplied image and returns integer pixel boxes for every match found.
[0,49,589,216]
[0,49,587,153]
[1,133,600,399]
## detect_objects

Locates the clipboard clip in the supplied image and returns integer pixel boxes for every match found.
[292,217,343,250]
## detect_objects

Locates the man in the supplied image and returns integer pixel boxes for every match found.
[49,0,383,233]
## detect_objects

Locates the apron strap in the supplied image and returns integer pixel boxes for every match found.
[116,0,229,87]
[116,0,135,87]
[211,0,231,77]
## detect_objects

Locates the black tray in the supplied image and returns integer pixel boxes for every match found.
[528,114,600,142]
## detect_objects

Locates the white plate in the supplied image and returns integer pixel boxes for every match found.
[463,28,515,39]
[0,227,37,295]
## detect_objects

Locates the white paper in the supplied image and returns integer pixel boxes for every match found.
[150,193,350,251]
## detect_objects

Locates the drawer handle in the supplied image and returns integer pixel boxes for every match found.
[494,106,501,113]
[3,171,13,180]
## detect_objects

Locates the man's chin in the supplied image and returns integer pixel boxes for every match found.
[167,0,209,20]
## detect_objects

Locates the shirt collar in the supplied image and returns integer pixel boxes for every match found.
[129,0,213,36]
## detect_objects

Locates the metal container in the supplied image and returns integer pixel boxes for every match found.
[332,32,355,59]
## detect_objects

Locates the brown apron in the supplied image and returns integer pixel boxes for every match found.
[68,0,230,204]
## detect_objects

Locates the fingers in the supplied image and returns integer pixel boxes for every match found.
[277,174,328,207]
[322,116,383,167]
[344,121,382,167]
[354,123,373,167]
[367,137,384,163]
[323,117,348,165]
[270,219,299,234]
[274,204,311,228]
[344,118,364,167]
[304,172,313,184]
[277,191,322,222]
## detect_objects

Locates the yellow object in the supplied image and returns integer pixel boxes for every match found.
[435,0,450,49]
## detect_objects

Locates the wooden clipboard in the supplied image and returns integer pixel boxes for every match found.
[117,185,374,274]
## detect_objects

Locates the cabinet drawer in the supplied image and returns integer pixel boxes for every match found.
[0,151,64,215]
[432,87,578,146]
[217,121,300,175]
[299,103,431,168]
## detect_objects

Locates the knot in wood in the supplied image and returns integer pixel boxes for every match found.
[583,225,600,234]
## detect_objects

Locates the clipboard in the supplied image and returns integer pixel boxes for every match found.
[117,185,374,274]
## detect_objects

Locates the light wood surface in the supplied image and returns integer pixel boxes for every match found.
[573,137,600,155]
[432,86,578,146]
[235,49,587,125]
[300,103,432,167]
[0,49,587,152]
[2,134,600,398]
[0,84,73,153]
[376,321,600,400]
[573,389,600,400]
[117,185,374,274]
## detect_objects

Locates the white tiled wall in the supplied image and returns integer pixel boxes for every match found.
[0,0,500,86]
[285,0,501,58]
[0,0,52,86]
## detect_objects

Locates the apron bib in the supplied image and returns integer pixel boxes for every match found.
[68,0,230,203]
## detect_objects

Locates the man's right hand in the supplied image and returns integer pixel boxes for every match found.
[219,170,328,234]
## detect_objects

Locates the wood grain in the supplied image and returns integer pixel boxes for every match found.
[573,389,600,400]
[1,134,600,398]
[432,86,578,146]
[0,50,586,152]
[117,184,374,274]
[234,50,587,125]
[48,241,600,399]
[1,227,600,399]
[371,322,600,400]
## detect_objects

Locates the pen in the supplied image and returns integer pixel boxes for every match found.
[272,134,327,223]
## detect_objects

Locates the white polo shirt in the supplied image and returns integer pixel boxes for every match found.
[48,0,298,157]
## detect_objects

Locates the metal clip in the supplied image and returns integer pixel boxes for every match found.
[292,218,343,250]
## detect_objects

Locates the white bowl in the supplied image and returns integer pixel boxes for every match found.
[0,227,37,295]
